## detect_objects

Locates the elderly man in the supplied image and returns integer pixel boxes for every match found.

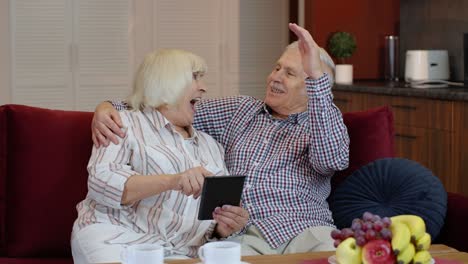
[91,23,349,255]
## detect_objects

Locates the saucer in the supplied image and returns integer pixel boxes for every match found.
[328,255,434,264]
[122,262,167,264]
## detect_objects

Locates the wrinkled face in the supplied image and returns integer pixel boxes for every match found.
[161,73,206,128]
[264,48,308,118]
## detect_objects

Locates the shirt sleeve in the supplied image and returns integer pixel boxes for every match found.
[204,222,220,242]
[86,112,138,209]
[306,74,350,176]
[108,100,130,111]
[193,96,243,142]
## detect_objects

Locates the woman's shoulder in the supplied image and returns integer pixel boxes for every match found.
[118,109,140,125]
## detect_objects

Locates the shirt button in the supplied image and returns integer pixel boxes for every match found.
[245,183,252,189]
[253,162,259,166]
[263,139,268,144]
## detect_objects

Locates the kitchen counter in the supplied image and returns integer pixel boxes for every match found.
[333,80,468,101]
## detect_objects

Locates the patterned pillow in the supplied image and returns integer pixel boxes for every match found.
[329,158,447,239]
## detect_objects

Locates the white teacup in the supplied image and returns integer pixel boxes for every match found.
[121,243,164,264]
[198,241,241,264]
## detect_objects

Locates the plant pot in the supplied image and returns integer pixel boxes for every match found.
[335,64,353,84]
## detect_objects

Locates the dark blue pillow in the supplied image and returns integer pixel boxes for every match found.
[329,158,447,239]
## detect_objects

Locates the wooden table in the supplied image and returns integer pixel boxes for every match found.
[164,244,468,264]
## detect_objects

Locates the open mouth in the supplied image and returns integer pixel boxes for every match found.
[270,84,285,94]
[190,97,201,110]
[190,97,201,105]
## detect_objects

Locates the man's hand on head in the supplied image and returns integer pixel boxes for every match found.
[92,102,125,147]
[288,23,325,80]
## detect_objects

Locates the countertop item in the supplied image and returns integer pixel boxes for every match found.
[333,80,468,101]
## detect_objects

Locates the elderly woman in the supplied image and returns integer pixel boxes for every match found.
[71,49,249,264]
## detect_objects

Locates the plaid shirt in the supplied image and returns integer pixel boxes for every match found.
[111,74,349,248]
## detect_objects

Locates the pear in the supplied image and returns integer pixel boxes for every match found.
[336,237,362,264]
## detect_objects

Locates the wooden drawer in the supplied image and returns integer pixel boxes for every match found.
[367,95,453,131]
[333,91,366,112]
[394,125,428,167]
[453,101,468,195]
[394,125,454,193]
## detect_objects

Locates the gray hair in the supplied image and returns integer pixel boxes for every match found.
[286,41,335,84]
[128,49,207,110]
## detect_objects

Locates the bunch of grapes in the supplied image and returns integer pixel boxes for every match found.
[331,212,393,247]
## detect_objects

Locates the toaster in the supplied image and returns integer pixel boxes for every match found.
[404,50,449,82]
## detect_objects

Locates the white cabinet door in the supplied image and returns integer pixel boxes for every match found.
[74,0,131,111]
[153,0,223,99]
[235,0,289,99]
[10,0,287,109]
[11,0,73,109]
[10,0,132,111]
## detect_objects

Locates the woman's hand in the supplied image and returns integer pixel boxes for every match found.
[175,166,213,198]
[213,205,249,238]
[92,102,125,147]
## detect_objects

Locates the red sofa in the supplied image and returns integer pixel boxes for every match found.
[0,104,467,263]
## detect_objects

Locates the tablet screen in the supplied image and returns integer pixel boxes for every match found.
[197,175,246,220]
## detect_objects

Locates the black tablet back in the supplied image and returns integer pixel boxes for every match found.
[197,175,246,220]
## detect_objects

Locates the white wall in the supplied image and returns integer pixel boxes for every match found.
[0,0,11,105]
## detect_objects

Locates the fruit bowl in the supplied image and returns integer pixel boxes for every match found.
[327,255,435,264]
[331,212,433,264]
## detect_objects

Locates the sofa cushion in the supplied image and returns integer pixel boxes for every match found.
[0,105,92,257]
[331,106,395,190]
[329,158,447,239]
[0,258,73,264]
[435,192,468,252]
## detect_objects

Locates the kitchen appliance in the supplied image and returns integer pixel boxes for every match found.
[404,50,450,88]
[384,36,399,81]
[464,33,468,85]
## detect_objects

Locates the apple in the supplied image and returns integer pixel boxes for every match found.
[336,237,362,264]
[362,239,395,264]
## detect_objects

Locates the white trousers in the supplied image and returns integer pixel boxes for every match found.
[228,225,336,256]
[71,224,190,264]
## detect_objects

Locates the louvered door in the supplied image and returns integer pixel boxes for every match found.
[235,0,289,100]
[153,0,224,98]
[74,0,131,111]
[10,0,132,111]
[11,0,73,109]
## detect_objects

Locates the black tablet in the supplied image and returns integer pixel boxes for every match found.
[197,175,246,220]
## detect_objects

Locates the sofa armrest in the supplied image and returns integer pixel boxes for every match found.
[435,192,468,252]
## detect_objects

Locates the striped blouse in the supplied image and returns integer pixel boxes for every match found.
[72,108,229,257]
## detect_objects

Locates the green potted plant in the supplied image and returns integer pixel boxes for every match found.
[327,31,357,84]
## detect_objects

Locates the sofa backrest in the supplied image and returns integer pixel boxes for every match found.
[332,106,396,190]
[0,104,93,258]
[0,104,395,258]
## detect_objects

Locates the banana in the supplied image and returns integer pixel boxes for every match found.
[391,215,426,241]
[390,221,411,255]
[413,250,432,264]
[415,232,431,251]
[397,243,415,264]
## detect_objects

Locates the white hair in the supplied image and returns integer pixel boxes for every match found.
[286,41,335,84]
[128,49,207,110]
